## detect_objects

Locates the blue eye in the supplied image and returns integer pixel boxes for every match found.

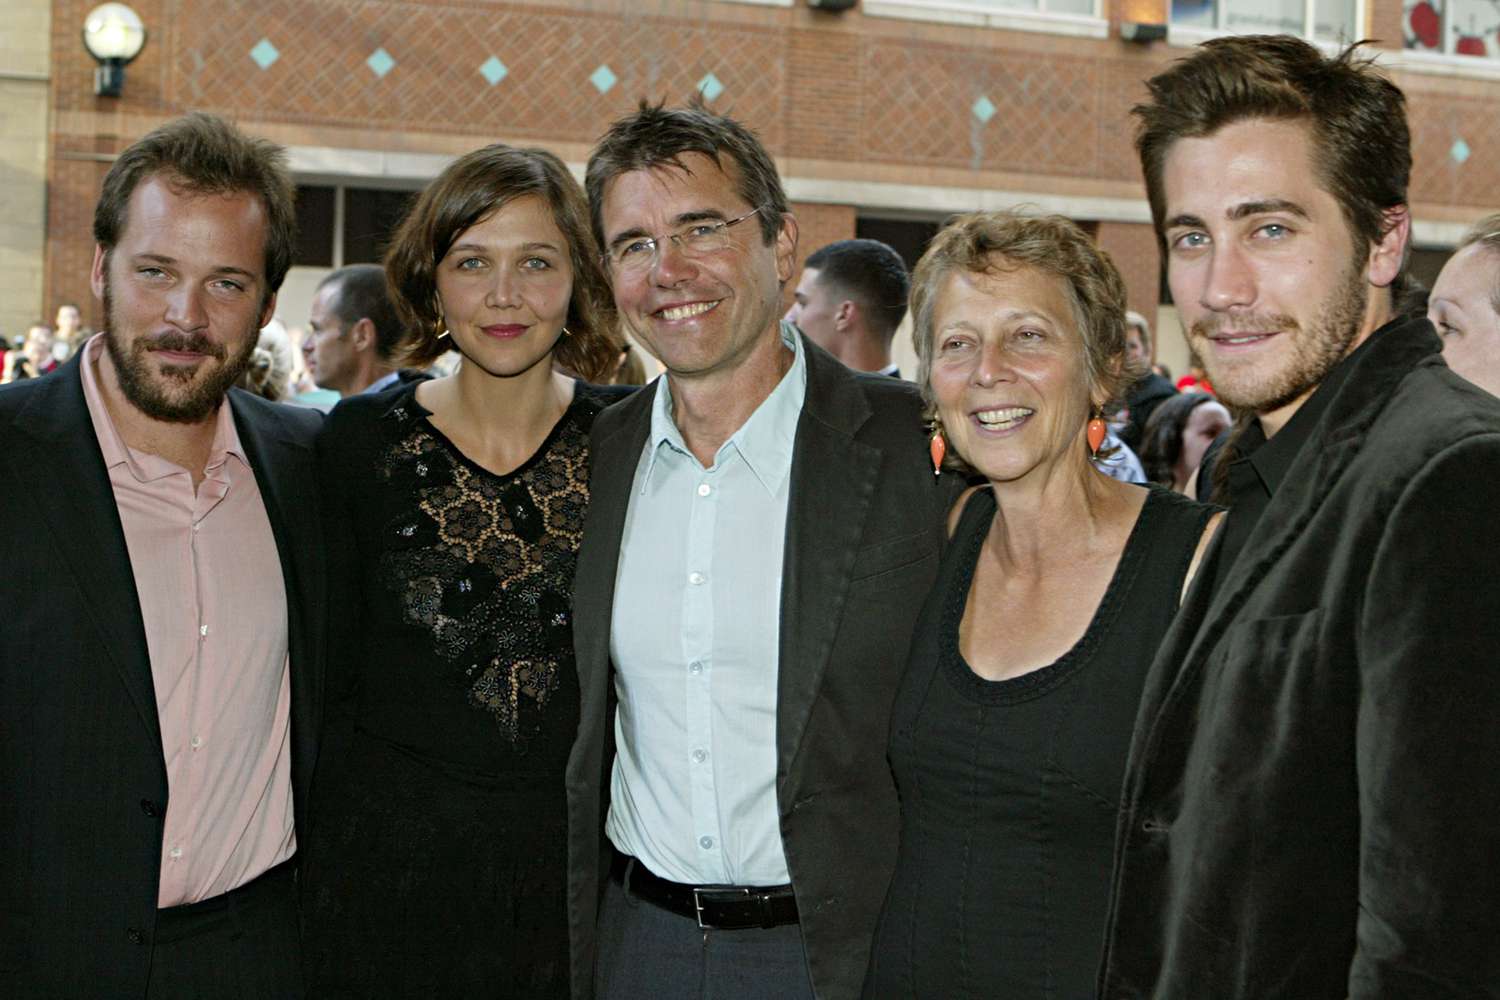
[1173,231,1208,250]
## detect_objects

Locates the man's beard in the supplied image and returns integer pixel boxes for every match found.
[103,277,260,423]
[1190,254,1368,415]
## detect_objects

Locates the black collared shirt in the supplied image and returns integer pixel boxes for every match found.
[1205,326,1383,597]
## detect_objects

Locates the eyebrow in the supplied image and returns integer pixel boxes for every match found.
[606,209,731,249]
[448,241,561,254]
[1165,199,1310,231]
[132,252,257,279]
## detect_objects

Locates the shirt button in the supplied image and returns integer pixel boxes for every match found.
[190,735,202,750]
[689,661,703,674]
[691,748,708,763]
[192,522,201,533]
[199,624,209,637]
[688,572,705,586]
[699,836,715,850]
[126,928,145,945]
[697,483,712,497]
[169,846,183,860]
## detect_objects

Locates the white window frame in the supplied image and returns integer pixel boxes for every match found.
[1168,0,1366,51]
[863,0,1109,40]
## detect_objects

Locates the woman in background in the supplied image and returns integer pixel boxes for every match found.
[865,212,1219,999]
[1138,391,1231,494]
[300,144,623,998]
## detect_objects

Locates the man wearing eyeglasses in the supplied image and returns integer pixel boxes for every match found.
[566,101,954,1000]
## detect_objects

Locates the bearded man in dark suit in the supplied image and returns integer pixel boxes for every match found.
[565,102,953,1000]
[1099,36,1500,999]
[0,113,324,998]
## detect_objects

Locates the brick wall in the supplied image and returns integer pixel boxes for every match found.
[43,0,1500,327]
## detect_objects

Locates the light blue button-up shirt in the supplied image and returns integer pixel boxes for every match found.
[606,325,807,886]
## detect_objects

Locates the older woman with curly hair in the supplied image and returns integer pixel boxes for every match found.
[864,212,1220,999]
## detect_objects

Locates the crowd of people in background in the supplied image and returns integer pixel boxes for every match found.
[5,29,1500,1000]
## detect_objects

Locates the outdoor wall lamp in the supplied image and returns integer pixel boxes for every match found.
[82,4,147,98]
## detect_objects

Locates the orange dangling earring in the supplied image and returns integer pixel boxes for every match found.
[930,432,946,477]
[1086,414,1107,456]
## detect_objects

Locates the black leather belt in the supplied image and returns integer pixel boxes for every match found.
[610,849,799,930]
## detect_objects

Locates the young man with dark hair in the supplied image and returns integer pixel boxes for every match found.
[303,263,403,396]
[0,112,324,998]
[568,101,953,999]
[785,238,909,376]
[1099,35,1500,998]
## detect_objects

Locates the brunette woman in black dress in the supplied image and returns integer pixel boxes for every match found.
[300,145,624,997]
[864,213,1220,999]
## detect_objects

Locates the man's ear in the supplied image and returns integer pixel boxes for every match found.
[834,300,856,333]
[90,245,109,302]
[258,292,278,331]
[1368,204,1410,290]
[775,213,799,285]
[350,316,376,352]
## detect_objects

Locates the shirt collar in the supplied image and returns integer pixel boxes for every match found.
[1231,322,1382,502]
[641,322,807,496]
[79,332,247,484]
[361,369,402,394]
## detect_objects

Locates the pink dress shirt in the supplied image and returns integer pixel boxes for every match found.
[80,335,296,907]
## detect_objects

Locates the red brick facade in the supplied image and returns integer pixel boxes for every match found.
[44,0,1500,336]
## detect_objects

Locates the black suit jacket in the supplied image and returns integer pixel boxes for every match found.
[566,338,956,1000]
[0,354,326,996]
[1099,317,1500,998]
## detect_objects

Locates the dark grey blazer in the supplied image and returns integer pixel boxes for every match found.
[566,338,955,1000]
[0,354,326,996]
[1099,316,1500,998]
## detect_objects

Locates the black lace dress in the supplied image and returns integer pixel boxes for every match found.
[301,380,625,998]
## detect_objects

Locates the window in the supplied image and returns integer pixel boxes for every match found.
[863,0,1107,38]
[1171,0,1356,42]
[1404,0,1500,59]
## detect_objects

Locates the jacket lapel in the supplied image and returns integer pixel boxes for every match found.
[10,358,160,749]
[229,391,325,808]
[776,343,881,773]
[574,385,655,695]
[1134,320,1445,760]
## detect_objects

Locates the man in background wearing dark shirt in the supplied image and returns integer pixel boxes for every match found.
[1118,309,1176,450]
[1099,35,1500,999]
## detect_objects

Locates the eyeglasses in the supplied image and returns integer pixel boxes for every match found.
[603,208,763,274]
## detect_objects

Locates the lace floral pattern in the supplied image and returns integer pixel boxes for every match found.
[376,399,590,745]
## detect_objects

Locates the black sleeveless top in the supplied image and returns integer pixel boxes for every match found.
[865,485,1214,1000]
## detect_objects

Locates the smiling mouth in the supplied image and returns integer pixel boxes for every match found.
[974,406,1033,431]
[1211,332,1278,346]
[482,324,528,339]
[655,301,719,321]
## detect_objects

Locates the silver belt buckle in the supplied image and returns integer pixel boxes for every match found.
[692,885,751,930]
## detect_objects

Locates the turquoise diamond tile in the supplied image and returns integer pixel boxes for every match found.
[249,38,279,70]
[480,56,508,86]
[367,47,395,79]
[972,96,996,124]
[697,73,724,102]
[1451,138,1471,164]
[590,64,617,94]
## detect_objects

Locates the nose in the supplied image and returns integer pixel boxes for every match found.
[487,267,520,308]
[164,283,208,332]
[1199,243,1255,313]
[650,238,697,287]
[972,337,1017,387]
[784,301,801,324]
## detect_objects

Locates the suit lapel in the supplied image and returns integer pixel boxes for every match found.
[10,359,160,748]
[1131,321,1441,769]
[574,386,655,695]
[777,345,880,773]
[230,391,325,807]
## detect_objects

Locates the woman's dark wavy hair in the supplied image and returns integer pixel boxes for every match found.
[385,144,618,380]
[1139,391,1220,487]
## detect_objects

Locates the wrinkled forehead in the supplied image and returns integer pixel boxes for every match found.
[600,152,743,234]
